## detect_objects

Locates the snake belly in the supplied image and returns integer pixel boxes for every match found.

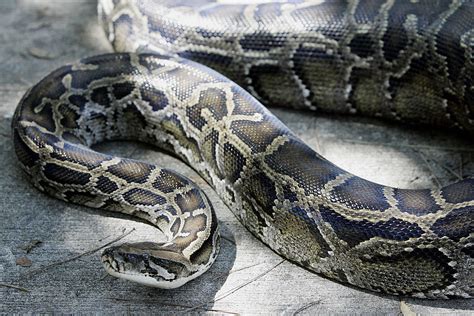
[10,0,474,298]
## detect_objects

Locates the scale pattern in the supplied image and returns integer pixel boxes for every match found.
[10,0,474,298]
[99,0,474,133]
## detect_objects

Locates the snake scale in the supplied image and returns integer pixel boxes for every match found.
[11,0,473,298]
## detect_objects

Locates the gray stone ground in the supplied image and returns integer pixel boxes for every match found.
[0,0,473,314]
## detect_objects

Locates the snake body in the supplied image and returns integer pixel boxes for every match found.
[100,0,474,133]
[11,0,473,298]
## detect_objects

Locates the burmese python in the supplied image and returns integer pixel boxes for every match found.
[11,0,473,298]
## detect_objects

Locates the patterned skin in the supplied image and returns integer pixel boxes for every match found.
[11,0,474,298]
[99,0,474,133]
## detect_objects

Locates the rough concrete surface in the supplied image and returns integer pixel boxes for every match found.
[0,0,473,314]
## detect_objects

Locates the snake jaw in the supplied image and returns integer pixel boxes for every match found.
[100,242,205,289]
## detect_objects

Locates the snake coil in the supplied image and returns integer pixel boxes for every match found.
[11,0,473,298]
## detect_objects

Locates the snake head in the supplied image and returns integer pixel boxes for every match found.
[101,242,200,289]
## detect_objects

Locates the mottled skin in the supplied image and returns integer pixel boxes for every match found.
[10,0,474,297]
[99,0,474,133]
[12,53,473,298]
[12,55,221,288]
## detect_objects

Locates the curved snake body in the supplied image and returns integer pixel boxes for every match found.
[11,0,474,298]
[99,0,474,133]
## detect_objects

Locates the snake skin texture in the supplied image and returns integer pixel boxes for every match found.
[10,0,473,298]
[99,0,474,133]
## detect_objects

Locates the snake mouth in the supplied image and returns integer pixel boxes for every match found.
[101,253,190,289]
[100,248,209,289]
[101,252,152,282]
[101,250,122,274]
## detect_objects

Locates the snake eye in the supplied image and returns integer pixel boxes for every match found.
[123,253,140,264]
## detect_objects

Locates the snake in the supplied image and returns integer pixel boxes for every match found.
[10,0,473,299]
